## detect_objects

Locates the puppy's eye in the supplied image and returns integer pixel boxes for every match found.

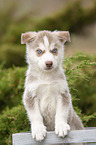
[52,48,57,53]
[37,49,42,54]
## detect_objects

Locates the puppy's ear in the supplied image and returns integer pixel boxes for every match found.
[54,31,71,43]
[21,32,37,44]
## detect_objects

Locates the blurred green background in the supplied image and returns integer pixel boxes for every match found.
[0,0,96,144]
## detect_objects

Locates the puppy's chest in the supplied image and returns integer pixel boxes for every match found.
[37,83,58,113]
[36,79,67,114]
[37,83,58,130]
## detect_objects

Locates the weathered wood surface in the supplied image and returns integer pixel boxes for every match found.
[12,128,96,145]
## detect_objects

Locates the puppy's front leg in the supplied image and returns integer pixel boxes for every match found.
[55,93,71,137]
[23,90,46,141]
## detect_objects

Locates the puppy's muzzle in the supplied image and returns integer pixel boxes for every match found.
[45,61,53,69]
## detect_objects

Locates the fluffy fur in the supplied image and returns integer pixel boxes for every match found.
[21,30,84,143]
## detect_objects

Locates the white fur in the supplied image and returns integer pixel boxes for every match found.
[23,32,84,142]
[43,35,49,49]
[23,35,70,141]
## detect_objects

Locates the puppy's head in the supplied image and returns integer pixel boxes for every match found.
[21,31,70,72]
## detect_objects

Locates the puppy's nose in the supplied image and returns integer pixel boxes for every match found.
[46,61,53,67]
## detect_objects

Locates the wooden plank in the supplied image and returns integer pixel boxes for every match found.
[88,144,96,145]
[12,129,96,145]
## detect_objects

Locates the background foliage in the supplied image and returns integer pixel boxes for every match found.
[0,54,96,145]
[0,0,96,145]
[0,0,96,68]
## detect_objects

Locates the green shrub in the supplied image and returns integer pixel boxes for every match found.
[0,44,26,68]
[0,53,96,145]
[64,53,96,126]
[0,105,30,145]
[0,53,96,118]
[0,67,27,112]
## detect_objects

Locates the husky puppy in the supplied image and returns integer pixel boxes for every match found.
[21,30,84,142]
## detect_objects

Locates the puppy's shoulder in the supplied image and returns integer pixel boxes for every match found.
[25,70,37,88]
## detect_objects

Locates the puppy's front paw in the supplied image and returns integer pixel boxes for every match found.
[55,122,70,138]
[32,123,47,142]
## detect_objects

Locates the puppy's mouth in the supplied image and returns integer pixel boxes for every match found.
[45,67,53,70]
[44,66,53,71]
